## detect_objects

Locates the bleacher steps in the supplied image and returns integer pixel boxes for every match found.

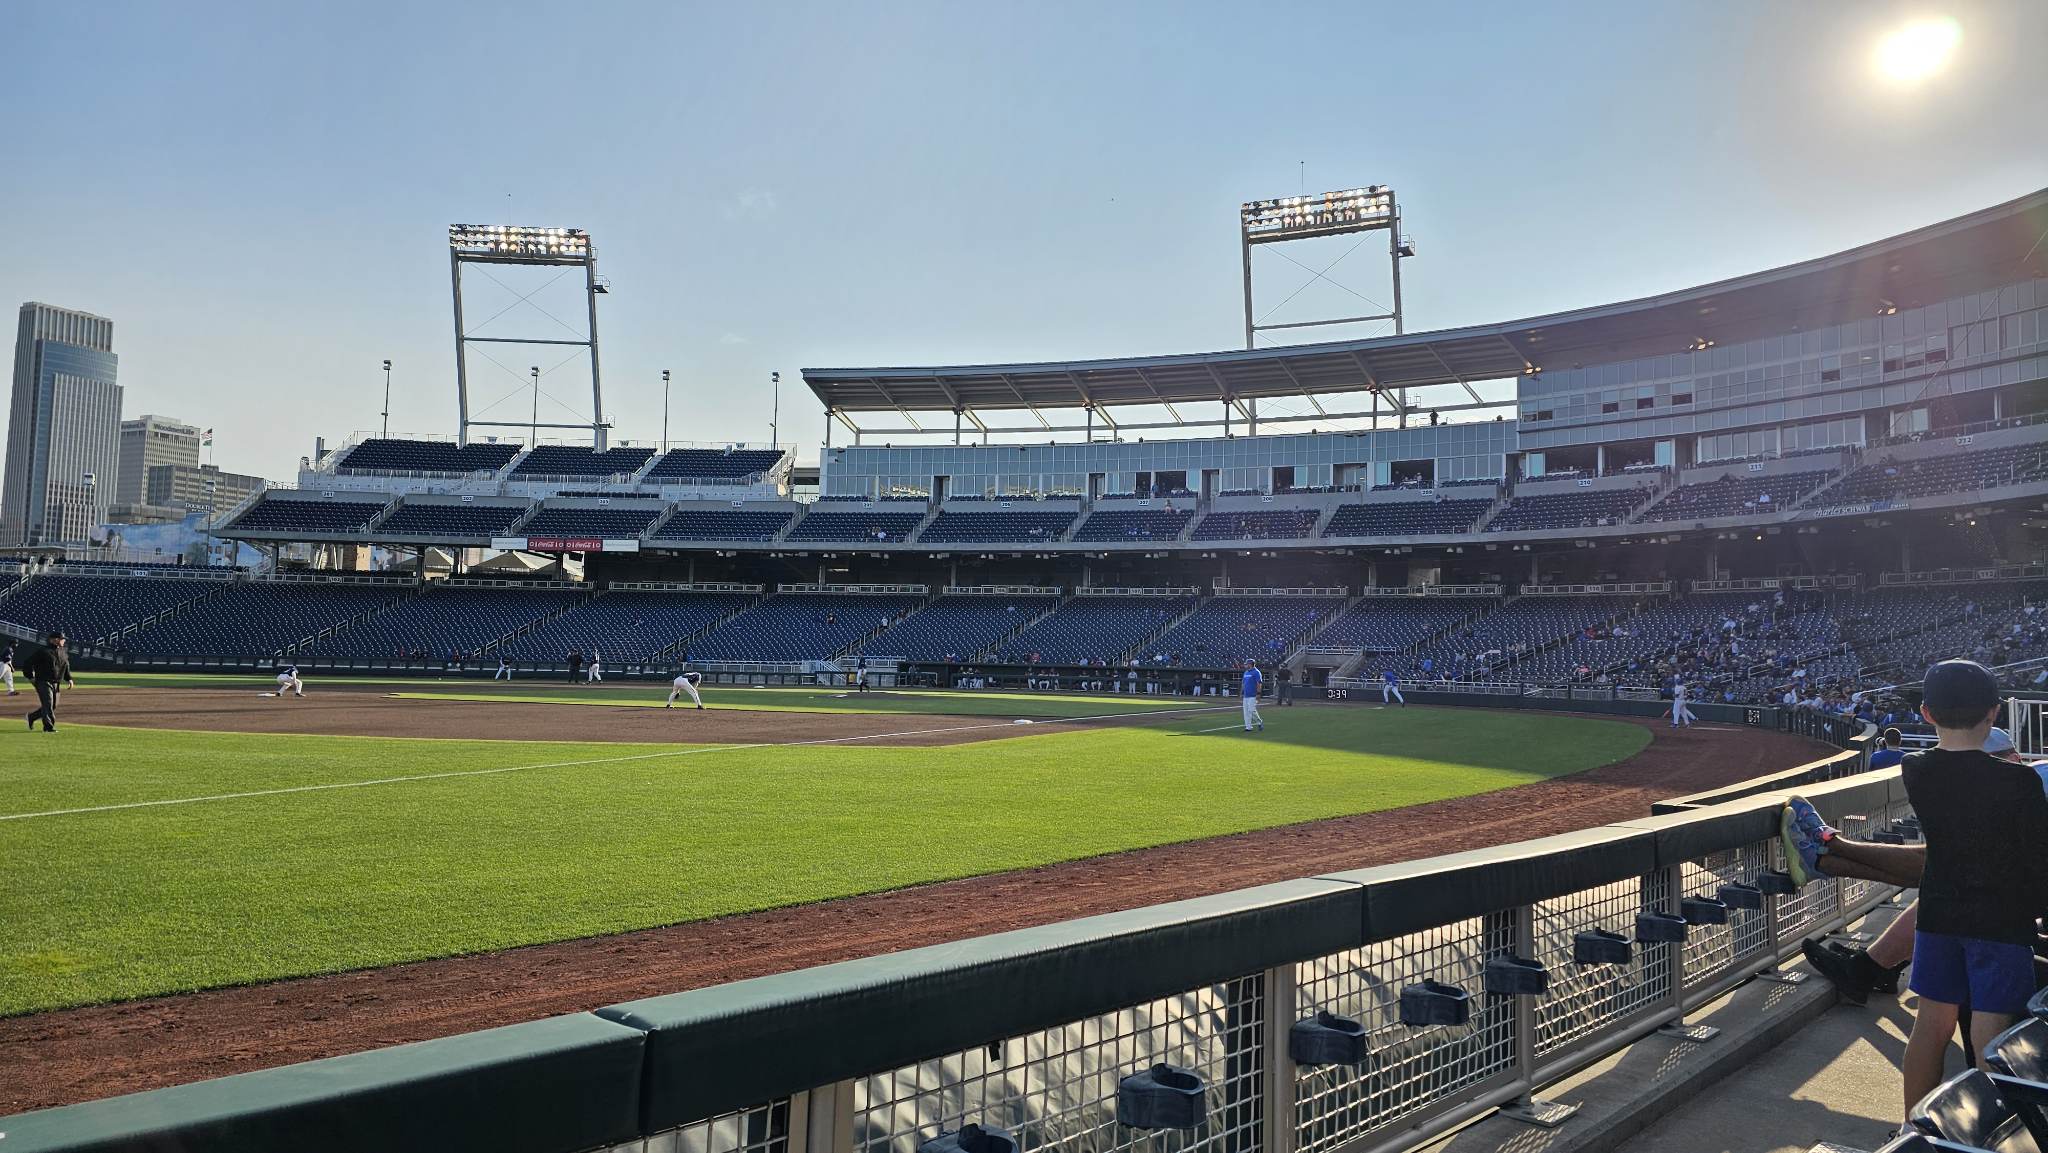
[977,594,1071,659]
[651,593,762,662]
[1121,596,1204,663]
[1472,490,1515,533]
[488,588,601,653]
[283,589,418,657]
[904,508,943,546]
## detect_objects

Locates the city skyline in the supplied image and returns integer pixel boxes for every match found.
[4,1,2046,484]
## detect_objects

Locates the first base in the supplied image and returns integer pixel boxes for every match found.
[258,692,278,698]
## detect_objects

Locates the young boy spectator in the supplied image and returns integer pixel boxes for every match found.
[1868,726,1906,770]
[1895,661,2048,1124]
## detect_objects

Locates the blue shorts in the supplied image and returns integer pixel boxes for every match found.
[1909,931,2037,1015]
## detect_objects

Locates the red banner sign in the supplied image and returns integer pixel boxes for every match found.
[524,537,602,552]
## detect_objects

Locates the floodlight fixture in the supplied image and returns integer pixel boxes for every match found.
[448,224,591,263]
[449,223,607,448]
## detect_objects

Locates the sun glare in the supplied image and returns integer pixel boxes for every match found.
[1874,16,1961,84]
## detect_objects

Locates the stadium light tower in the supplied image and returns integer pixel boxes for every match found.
[1241,186,1417,422]
[448,224,608,449]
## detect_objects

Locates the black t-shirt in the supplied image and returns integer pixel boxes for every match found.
[1900,747,2048,945]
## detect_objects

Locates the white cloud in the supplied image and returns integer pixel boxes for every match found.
[723,190,778,221]
[718,332,749,345]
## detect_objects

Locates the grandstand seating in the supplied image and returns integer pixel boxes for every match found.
[1314,598,1482,653]
[122,582,410,656]
[0,574,226,646]
[1189,508,1321,542]
[308,586,588,658]
[335,438,520,476]
[784,511,925,543]
[499,590,756,663]
[1142,596,1346,665]
[510,446,656,479]
[1323,498,1490,538]
[1070,508,1195,543]
[519,507,662,538]
[1830,442,2048,504]
[866,594,1060,659]
[994,596,1196,664]
[649,509,794,542]
[376,503,529,537]
[917,510,1075,544]
[1388,595,1637,679]
[644,448,786,482]
[1637,470,1831,522]
[1484,487,1654,533]
[229,498,388,535]
[691,593,924,660]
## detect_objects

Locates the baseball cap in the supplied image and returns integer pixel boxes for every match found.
[1984,727,2016,754]
[1920,659,2000,720]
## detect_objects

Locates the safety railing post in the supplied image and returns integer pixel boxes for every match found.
[1261,964,1297,1153]
[1497,902,1577,1127]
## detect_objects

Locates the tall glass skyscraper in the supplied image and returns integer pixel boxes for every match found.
[3,303,122,545]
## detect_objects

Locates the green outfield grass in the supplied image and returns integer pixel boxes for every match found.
[0,704,1649,1016]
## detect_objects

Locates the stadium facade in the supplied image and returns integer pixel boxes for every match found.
[4,190,2048,693]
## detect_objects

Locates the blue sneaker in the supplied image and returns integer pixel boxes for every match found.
[1780,794,1833,887]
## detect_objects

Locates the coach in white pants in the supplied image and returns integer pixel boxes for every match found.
[1671,681,1697,727]
[1241,659,1264,732]
[1381,668,1407,706]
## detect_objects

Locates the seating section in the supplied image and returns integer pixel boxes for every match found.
[1314,598,1483,653]
[784,511,926,543]
[1323,499,1490,538]
[1485,487,1653,533]
[0,575,225,646]
[994,596,1196,664]
[310,586,587,658]
[1831,442,2048,504]
[691,594,924,660]
[917,510,1076,544]
[1190,509,1321,542]
[500,590,756,663]
[650,509,795,542]
[519,507,662,538]
[866,594,1061,660]
[229,497,389,535]
[644,448,786,482]
[511,446,657,479]
[1071,508,1195,543]
[1383,595,1636,680]
[1638,470,1831,522]
[1142,596,1347,665]
[123,582,410,656]
[335,438,520,476]
[376,503,529,537]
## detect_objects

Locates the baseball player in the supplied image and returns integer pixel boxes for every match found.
[0,640,15,696]
[494,653,512,681]
[1671,679,1697,728]
[1241,658,1264,732]
[275,665,305,699]
[853,655,870,692]
[1381,667,1407,706]
[666,669,705,709]
[586,647,603,683]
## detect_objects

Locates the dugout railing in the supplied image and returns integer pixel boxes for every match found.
[3,759,1907,1153]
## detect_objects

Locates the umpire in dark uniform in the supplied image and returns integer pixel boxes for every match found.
[25,629,74,732]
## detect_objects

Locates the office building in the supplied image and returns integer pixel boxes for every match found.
[2,303,122,544]
[117,415,204,505]
[146,462,266,515]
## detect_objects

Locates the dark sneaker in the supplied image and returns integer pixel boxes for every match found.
[1803,937,1870,1006]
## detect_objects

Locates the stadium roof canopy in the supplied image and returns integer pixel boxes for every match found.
[803,187,2048,429]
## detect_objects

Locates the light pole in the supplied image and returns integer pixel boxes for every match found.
[770,371,780,445]
[205,478,219,564]
[529,366,541,446]
[381,359,393,437]
[661,369,672,453]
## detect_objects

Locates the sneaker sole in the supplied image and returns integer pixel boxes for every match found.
[1780,802,1815,887]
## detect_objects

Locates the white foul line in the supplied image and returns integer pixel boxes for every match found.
[0,705,1233,823]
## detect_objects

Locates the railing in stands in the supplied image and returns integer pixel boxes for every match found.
[1358,584,1502,597]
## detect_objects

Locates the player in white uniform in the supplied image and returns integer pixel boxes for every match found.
[494,653,512,680]
[586,647,603,683]
[275,665,305,698]
[1671,680,1697,728]
[0,641,16,696]
[1241,659,1264,732]
[666,669,704,709]
[853,656,870,692]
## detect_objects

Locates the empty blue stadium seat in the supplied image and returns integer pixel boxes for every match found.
[645,448,787,481]
[0,574,227,647]
[500,590,756,662]
[867,595,1060,659]
[1190,509,1320,542]
[995,597,1196,664]
[785,511,925,543]
[690,593,924,660]
[650,509,795,542]
[919,510,1075,544]
[308,586,588,658]
[1324,499,1490,537]
[520,507,662,538]
[336,438,520,476]
[1071,508,1194,543]
[123,582,412,656]
[1141,596,1347,665]
[511,446,657,479]
[1486,487,1654,532]
[1639,470,1831,522]
[377,503,530,537]
[230,497,389,535]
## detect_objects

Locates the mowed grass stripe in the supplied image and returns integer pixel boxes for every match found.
[0,709,1647,1016]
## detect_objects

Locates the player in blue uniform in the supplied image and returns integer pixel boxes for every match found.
[1381,667,1406,706]
[1241,659,1264,732]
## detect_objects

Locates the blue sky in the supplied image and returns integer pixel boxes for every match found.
[4,0,2043,481]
